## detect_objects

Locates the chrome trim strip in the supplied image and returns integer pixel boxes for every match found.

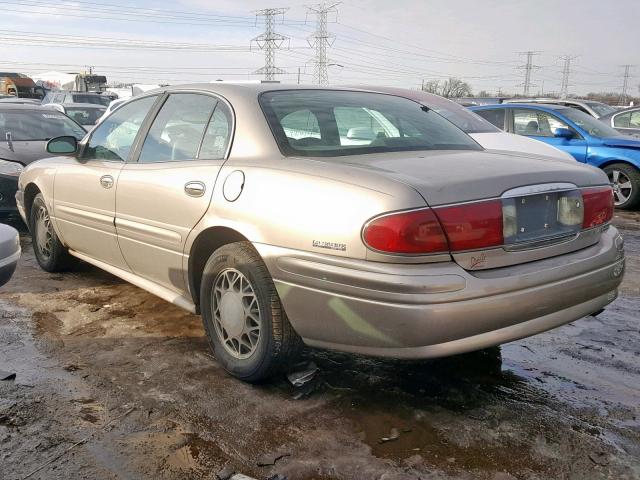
[501,182,578,198]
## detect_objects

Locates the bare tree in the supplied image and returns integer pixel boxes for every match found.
[421,77,472,98]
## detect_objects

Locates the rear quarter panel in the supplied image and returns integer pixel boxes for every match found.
[586,145,640,169]
[188,156,428,261]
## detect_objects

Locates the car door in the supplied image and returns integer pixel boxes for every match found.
[115,92,233,294]
[510,108,588,162]
[53,95,159,269]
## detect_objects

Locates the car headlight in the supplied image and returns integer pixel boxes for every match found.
[0,160,24,176]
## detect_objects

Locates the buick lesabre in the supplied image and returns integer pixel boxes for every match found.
[16,84,625,381]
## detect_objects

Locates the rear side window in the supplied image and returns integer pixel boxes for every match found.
[474,109,505,130]
[614,111,640,129]
[260,90,480,157]
[138,93,217,163]
[199,102,233,159]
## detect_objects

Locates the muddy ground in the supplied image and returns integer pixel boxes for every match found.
[1,212,639,480]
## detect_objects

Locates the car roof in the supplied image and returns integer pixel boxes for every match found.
[507,98,598,105]
[0,103,46,112]
[472,103,569,111]
[144,82,426,98]
[48,102,106,108]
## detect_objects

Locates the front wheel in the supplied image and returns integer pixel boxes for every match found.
[200,241,302,382]
[604,163,640,210]
[29,194,74,272]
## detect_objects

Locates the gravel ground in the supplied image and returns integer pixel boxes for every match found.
[0,211,638,480]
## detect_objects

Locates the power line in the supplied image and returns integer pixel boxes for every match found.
[559,54,579,98]
[307,2,340,85]
[517,51,541,97]
[251,8,290,81]
[619,64,634,105]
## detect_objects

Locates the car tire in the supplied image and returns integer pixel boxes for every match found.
[29,194,74,272]
[200,241,303,382]
[603,163,640,210]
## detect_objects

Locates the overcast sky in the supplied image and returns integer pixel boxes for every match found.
[1,0,638,95]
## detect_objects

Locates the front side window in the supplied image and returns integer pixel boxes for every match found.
[474,109,506,130]
[513,109,572,137]
[138,93,217,163]
[83,95,158,161]
[260,90,480,157]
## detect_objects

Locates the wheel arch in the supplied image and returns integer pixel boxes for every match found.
[23,182,42,225]
[188,226,251,311]
[599,159,640,172]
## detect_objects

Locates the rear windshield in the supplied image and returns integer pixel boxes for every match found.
[0,110,86,140]
[65,106,105,126]
[260,90,481,157]
[72,94,111,106]
[562,107,621,138]
[585,102,616,118]
[421,95,500,134]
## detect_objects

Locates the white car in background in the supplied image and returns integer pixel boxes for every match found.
[355,87,576,162]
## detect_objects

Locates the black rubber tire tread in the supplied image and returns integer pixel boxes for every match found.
[200,241,303,382]
[29,194,74,272]
[603,162,640,210]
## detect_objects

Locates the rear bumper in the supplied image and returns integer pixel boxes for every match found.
[254,227,625,359]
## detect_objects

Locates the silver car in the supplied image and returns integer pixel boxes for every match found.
[16,84,625,381]
[0,223,20,287]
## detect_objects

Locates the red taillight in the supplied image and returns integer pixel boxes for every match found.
[363,208,449,254]
[434,199,504,252]
[582,186,614,228]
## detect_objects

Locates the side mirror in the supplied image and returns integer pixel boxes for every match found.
[47,136,78,155]
[554,127,574,139]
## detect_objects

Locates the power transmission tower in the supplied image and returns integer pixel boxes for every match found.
[517,51,541,97]
[619,64,634,105]
[559,55,578,98]
[307,3,340,85]
[251,8,289,81]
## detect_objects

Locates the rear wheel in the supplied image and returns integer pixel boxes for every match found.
[29,194,74,272]
[200,241,302,382]
[604,163,640,209]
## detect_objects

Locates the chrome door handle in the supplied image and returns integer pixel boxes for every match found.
[184,181,206,197]
[100,175,114,189]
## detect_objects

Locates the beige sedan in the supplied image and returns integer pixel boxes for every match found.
[16,84,625,381]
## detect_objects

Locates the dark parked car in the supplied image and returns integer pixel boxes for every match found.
[0,223,20,287]
[599,106,640,138]
[0,104,86,217]
[42,91,112,107]
[43,103,107,130]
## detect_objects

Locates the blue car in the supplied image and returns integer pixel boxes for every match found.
[470,103,640,209]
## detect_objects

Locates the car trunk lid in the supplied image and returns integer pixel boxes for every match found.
[339,150,611,270]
